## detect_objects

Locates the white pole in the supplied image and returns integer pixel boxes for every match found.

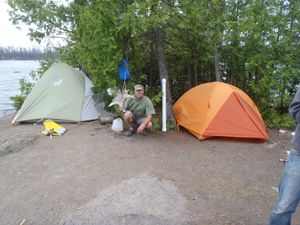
[162,78,167,132]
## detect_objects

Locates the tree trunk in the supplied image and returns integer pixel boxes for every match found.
[155,27,175,125]
[214,42,222,82]
[188,62,192,88]
[192,48,198,86]
[194,62,198,86]
[150,31,155,88]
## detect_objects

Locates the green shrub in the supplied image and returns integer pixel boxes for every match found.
[151,117,160,131]
[10,75,37,110]
[150,91,162,107]
[9,95,26,110]
[264,109,295,129]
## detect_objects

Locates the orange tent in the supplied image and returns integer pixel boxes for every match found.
[173,82,269,140]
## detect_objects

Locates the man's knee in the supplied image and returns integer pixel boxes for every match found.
[123,111,133,122]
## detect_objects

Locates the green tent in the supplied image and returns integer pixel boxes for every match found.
[12,62,100,123]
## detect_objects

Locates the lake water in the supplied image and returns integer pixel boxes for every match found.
[0,60,39,118]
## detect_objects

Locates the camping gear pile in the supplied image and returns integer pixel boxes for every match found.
[41,119,67,139]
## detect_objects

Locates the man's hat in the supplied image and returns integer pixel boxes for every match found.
[134,84,144,91]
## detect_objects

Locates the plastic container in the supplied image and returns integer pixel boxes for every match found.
[111,118,123,132]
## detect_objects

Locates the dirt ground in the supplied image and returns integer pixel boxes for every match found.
[0,114,299,225]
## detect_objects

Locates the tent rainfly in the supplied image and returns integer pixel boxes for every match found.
[173,82,269,140]
[12,62,100,123]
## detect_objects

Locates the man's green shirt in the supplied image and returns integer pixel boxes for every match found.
[124,96,155,118]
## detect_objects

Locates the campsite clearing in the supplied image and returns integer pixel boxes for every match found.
[0,114,299,225]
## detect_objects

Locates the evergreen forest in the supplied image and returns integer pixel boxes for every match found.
[8,0,300,128]
[0,46,57,60]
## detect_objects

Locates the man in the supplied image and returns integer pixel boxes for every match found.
[120,84,155,136]
[269,86,300,225]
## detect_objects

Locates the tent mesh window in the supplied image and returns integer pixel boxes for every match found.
[92,91,114,117]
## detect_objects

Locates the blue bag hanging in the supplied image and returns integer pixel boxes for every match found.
[119,58,130,81]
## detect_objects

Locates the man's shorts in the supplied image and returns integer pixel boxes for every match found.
[134,117,146,126]
[126,111,149,126]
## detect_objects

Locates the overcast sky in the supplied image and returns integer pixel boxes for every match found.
[0,1,69,49]
[0,1,40,48]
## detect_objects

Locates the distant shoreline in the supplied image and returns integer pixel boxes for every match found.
[0,46,58,61]
[0,59,41,61]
